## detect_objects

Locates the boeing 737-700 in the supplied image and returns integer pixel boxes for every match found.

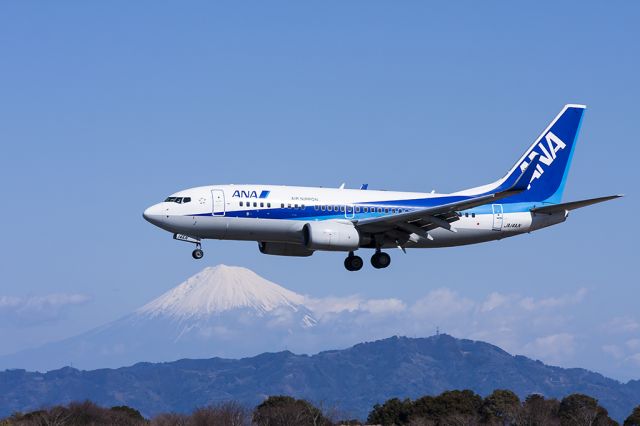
[143,104,621,271]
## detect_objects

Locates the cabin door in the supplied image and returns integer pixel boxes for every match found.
[492,204,503,231]
[212,190,226,216]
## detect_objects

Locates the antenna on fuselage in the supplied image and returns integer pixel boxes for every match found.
[338,183,346,189]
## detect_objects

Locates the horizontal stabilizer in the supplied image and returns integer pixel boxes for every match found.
[531,195,623,214]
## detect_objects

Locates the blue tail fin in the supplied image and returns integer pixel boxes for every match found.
[502,104,586,204]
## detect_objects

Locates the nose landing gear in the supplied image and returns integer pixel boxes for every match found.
[371,250,391,269]
[344,252,364,271]
[174,234,204,260]
[192,247,204,259]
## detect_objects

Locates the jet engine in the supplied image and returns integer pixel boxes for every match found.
[258,242,314,257]
[303,221,360,251]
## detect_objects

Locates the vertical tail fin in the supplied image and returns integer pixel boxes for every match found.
[502,104,586,204]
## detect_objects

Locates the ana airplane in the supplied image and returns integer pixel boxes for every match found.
[143,104,621,271]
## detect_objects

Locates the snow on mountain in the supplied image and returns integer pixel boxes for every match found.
[137,265,308,319]
[0,265,319,371]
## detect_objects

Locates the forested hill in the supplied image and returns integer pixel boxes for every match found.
[1,334,638,421]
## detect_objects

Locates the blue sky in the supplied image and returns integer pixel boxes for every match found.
[0,2,638,380]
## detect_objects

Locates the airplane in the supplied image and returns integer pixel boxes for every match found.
[143,104,621,271]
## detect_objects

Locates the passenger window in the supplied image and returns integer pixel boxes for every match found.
[288,204,291,208]
[378,207,383,213]
[392,208,396,213]
[294,204,298,209]
[260,202,264,208]
[301,204,305,209]
[472,213,475,218]
[240,201,243,207]
[340,206,345,212]
[465,213,469,217]
[320,205,325,211]
[364,207,369,213]
[281,203,285,208]
[253,202,257,207]
[356,207,360,213]
[267,203,271,208]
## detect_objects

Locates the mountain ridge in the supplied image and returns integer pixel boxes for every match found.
[1,334,638,422]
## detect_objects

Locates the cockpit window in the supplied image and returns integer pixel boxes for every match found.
[164,196,190,204]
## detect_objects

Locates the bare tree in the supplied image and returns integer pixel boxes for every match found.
[151,412,190,426]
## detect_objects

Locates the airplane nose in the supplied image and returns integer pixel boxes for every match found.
[143,204,165,225]
[143,206,153,222]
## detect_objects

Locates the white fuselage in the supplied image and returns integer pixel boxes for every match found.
[141,104,618,269]
[143,184,566,251]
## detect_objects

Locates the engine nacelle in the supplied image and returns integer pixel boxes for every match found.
[303,221,360,252]
[258,242,314,257]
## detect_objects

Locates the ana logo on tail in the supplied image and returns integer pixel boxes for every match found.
[519,131,567,188]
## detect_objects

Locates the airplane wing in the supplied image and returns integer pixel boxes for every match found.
[355,156,541,239]
[530,194,623,214]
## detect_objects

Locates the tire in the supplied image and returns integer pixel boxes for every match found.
[371,251,391,269]
[192,249,204,260]
[344,257,354,271]
[351,255,363,271]
[344,255,363,271]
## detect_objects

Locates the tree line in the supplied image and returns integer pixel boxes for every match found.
[1,391,640,426]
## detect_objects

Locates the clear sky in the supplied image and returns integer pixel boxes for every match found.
[0,2,638,380]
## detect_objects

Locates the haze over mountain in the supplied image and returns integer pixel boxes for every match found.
[0,265,318,371]
[1,335,639,422]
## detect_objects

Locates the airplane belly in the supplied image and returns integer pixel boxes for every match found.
[222,217,305,243]
[190,216,229,239]
[406,212,532,248]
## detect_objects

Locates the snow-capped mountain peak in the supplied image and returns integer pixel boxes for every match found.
[137,265,308,319]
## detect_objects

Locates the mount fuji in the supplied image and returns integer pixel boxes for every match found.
[0,265,318,371]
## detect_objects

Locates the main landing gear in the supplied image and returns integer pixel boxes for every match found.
[343,250,391,271]
[344,252,364,271]
[371,250,391,269]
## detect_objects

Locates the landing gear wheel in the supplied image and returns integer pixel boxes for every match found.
[192,248,204,260]
[371,251,391,269]
[344,254,364,271]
